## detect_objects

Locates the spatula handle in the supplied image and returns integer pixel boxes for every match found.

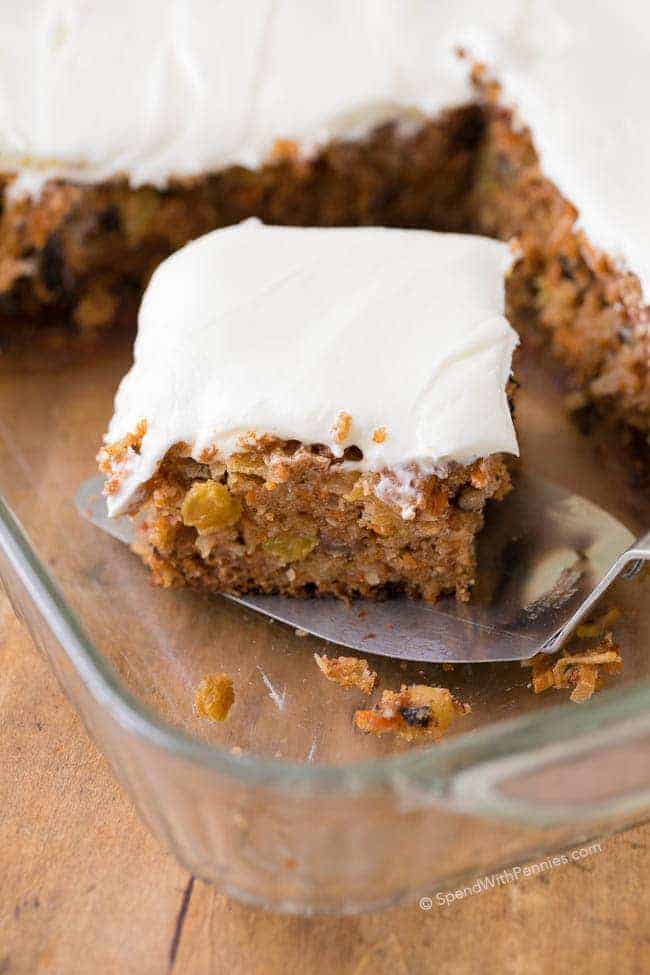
[624,529,650,565]
[543,528,650,655]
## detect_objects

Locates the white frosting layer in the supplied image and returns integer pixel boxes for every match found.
[1,1,649,293]
[105,220,519,516]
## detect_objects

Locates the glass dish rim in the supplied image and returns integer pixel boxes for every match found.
[3,490,650,797]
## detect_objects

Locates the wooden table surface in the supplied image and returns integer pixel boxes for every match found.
[2,591,650,975]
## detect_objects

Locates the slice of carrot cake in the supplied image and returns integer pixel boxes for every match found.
[98,221,519,603]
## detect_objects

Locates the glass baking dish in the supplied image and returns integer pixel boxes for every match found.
[2,331,650,915]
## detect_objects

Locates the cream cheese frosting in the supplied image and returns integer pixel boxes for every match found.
[1,1,650,294]
[104,220,519,516]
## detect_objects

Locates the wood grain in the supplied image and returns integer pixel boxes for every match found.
[2,592,650,975]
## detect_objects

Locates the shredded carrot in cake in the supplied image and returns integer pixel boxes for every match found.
[372,426,388,444]
[354,684,470,741]
[331,411,353,445]
[314,653,377,695]
[97,419,148,495]
[270,138,300,162]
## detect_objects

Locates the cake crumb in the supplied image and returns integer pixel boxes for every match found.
[331,411,353,445]
[354,684,470,741]
[576,606,621,640]
[315,653,377,695]
[97,419,148,496]
[295,628,308,638]
[372,426,388,444]
[524,633,622,703]
[194,673,235,722]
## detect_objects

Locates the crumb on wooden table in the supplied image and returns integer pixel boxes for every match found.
[354,684,470,742]
[194,673,235,721]
[314,653,377,695]
[523,632,623,704]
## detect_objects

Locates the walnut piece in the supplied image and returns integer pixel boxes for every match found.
[314,653,377,695]
[194,673,235,722]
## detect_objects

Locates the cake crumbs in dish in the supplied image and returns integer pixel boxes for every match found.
[524,633,623,704]
[354,684,471,742]
[194,673,235,722]
[314,654,377,695]
[575,607,621,640]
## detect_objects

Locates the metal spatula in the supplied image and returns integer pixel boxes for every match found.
[76,473,648,663]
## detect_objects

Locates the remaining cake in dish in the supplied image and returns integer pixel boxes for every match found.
[99,221,519,603]
[2,2,648,461]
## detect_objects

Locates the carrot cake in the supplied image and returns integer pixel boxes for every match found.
[1,2,648,461]
[98,221,519,603]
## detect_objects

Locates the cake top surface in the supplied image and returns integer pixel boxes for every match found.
[105,220,518,516]
[2,0,650,295]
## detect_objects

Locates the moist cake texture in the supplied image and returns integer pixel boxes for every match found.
[103,433,512,603]
[99,223,518,603]
[2,1,648,458]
